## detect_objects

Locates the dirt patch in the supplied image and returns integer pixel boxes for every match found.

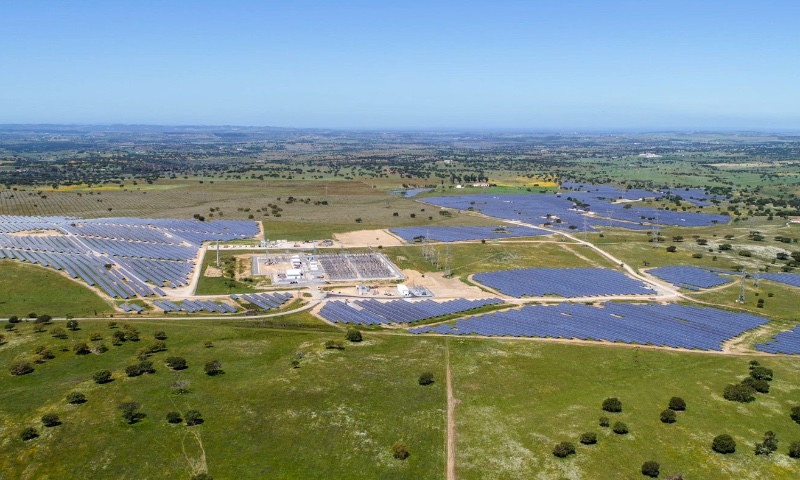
[204,265,223,277]
[334,229,405,248]
[402,269,489,299]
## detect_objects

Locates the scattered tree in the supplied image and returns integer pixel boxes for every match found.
[166,411,182,424]
[165,356,187,370]
[66,319,79,331]
[668,397,686,411]
[392,441,410,460]
[723,383,755,403]
[754,431,778,456]
[661,409,677,424]
[10,360,34,376]
[203,340,214,348]
[712,434,736,454]
[185,409,203,426]
[741,377,770,393]
[50,327,67,339]
[750,366,773,381]
[418,371,434,385]
[8,315,20,323]
[641,461,660,478]
[66,392,86,404]
[324,339,344,350]
[602,397,622,412]
[791,406,800,424]
[580,432,597,445]
[41,413,61,427]
[154,331,167,340]
[73,342,91,355]
[35,314,53,325]
[789,441,800,459]
[191,473,213,480]
[552,441,576,458]
[20,427,39,441]
[612,422,629,434]
[171,379,191,395]
[92,370,112,384]
[204,360,223,376]
[599,416,610,427]
[119,401,144,424]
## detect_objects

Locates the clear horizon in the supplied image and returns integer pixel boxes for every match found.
[1,1,799,130]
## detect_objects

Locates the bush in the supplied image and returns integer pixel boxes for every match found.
[66,319,79,331]
[66,392,86,404]
[660,409,677,424]
[712,434,736,454]
[668,397,686,411]
[8,315,19,323]
[185,409,203,426]
[154,331,167,340]
[612,422,629,434]
[35,314,52,325]
[599,416,610,427]
[166,411,182,424]
[602,397,622,413]
[92,370,112,384]
[50,327,67,339]
[418,371,434,385]
[20,427,39,441]
[191,473,213,480]
[10,360,34,376]
[641,461,660,477]
[580,432,597,445]
[73,342,91,355]
[750,366,773,381]
[552,441,576,458]
[204,360,223,376]
[723,383,755,403]
[345,328,362,342]
[324,340,344,350]
[392,441,410,460]
[126,364,143,377]
[789,441,800,459]
[754,431,778,456]
[166,356,187,370]
[741,377,769,393]
[41,413,61,427]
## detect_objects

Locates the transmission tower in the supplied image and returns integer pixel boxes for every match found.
[736,267,747,304]
[444,245,451,277]
[582,216,588,242]
[754,262,760,287]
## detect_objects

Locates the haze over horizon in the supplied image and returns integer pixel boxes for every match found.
[1,1,798,130]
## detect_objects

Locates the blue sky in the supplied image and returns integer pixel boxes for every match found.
[0,1,798,129]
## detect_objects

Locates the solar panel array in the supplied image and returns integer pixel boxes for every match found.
[410,302,767,351]
[420,183,728,232]
[0,215,259,298]
[153,299,237,313]
[233,292,293,310]
[318,298,503,325]
[473,268,654,298]
[755,328,800,354]
[390,225,549,243]
[317,253,399,280]
[648,266,734,290]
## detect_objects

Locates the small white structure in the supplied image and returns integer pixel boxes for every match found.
[309,261,319,271]
[286,268,303,280]
[397,284,411,297]
[291,255,302,268]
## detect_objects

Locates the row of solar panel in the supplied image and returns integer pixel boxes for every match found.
[317,298,503,325]
[410,302,766,351]
[648,266,733,289]
[390,226,549,243]
[153,299,237,313]
[473,268,654,298]
[232,292,293,310]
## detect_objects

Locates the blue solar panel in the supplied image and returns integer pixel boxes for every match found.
[318,298,503,325]
[474,268,654,298]
[390,225,549,243]
[648,266,734,289]
[755,326,800,354]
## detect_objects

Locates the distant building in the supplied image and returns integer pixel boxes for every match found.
[790,217,800,224]
[473,182,490,187]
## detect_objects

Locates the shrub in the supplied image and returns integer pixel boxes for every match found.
[599,416,610,427]
[35,314,53,325]
[166,356,187,370]
[789,441,800,459]
[602,397,622,413]
[754,431,778,456]
[112,331,126,343]
[203,340,214,348]
[552,441,576,458]
[20,427,39,441]
[66,392,86,404]
[166,411,182,424]
[66,319,79,331]
[154,331,167,340]
[668,397,686,411]
[641,461,660,478]
[89,332,103,341]
[50,327,67,339]
[10,360,34,376]
[8,315,19,323]
[661,409,677,424]
[41,413,60,427]
[418,372,434,385]
[324,340,344,350]
[73,342,90,355]
[171,379,191,395]
[126,364,143,377]
[392,441,410,460]
[612,422,629,434]
[712,434,736,454]
[191,473,213,480]
[580,432,597,445]
[723,383,755,403]
[108,321,118,329]
[92,370,112,384]
[185,409,203,426]
[345,328,362,342]
[750,366,773,381]
[204,360,223,376]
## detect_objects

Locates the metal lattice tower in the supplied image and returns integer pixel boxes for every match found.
[754,262,760,287]
[737,267,747,304]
